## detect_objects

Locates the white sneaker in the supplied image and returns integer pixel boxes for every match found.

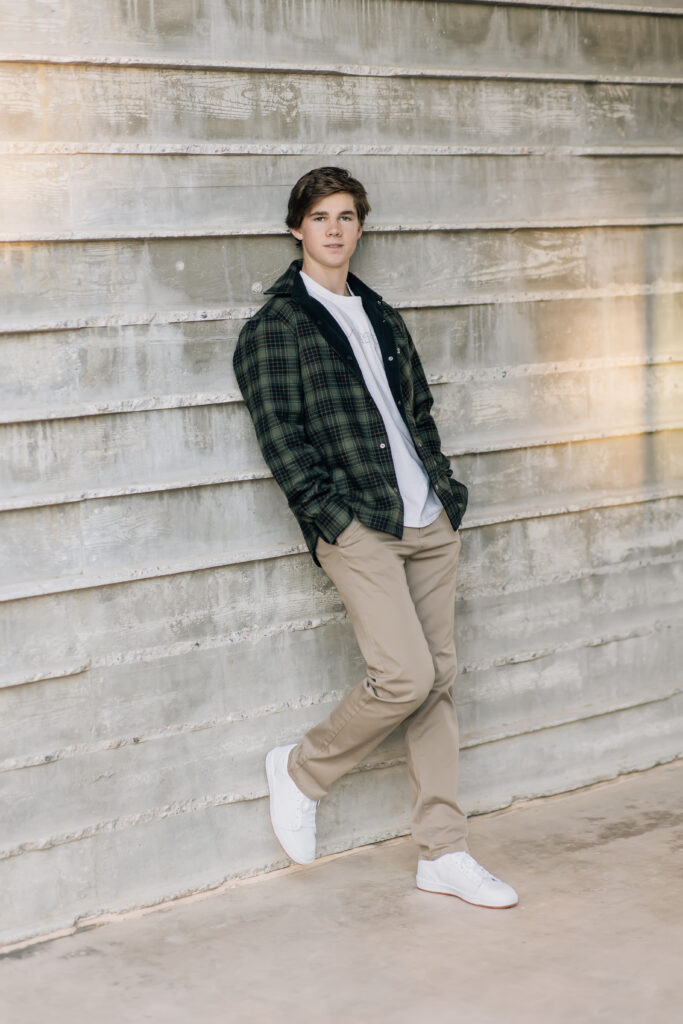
[265,744,318,865]
[416,851,518,908]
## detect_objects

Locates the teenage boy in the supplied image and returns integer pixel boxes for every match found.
[233,167,517,908]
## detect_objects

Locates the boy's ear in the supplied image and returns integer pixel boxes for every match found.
[289,226,303,241]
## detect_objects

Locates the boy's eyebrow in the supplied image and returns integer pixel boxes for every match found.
[306,207,357,217]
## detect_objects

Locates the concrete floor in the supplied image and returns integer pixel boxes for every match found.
[2,760,682,1024]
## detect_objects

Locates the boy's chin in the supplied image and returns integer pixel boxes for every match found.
[317,247,354,264]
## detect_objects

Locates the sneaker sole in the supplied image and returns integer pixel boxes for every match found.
[265,748,315,866]
[416,878,518,909]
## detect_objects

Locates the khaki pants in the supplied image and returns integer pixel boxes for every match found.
[288,509,468,860]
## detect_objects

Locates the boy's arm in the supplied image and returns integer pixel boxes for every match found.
[233,312,352,544]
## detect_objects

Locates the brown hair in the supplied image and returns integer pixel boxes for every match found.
[286,166,371,235]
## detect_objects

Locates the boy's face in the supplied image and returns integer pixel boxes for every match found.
[290,191,363,272]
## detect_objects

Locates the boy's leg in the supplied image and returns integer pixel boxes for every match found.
[402,511,468,859]
[287,514,467,857]
[288,517,436,798]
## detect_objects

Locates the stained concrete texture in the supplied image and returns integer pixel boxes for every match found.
[2,759,681,1024]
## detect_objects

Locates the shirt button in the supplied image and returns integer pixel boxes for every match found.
[380,443,386,449]
[387,356,394,361]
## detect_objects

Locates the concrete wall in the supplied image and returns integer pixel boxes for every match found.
[1,0,682,945]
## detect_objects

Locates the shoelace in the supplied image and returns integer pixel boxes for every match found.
[294,792,318,829]
[449,853,498,883]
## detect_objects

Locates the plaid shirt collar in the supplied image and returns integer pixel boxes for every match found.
[264,257,384,307]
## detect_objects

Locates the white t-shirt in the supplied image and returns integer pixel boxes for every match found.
[300,270,442,528]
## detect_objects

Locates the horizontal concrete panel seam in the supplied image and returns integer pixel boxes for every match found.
[0,660,90,691]
[2,54,683,87]
[0,798,412,866]
[0,682,350,774]
[0,611,348,691]
[460,685,683,750]
[2,390,244,425]
[0,544,314,602]
[5,216,683,245]
[461,612,681,673]
[470,0,683,14]
[1,686,680,862]
[4,282,683,337]
[0,790,265,862]
[2,612,678,758]
[4,355,679,426]
[3,143,683,158]
[449,420,683,457]
[436,354,683,379]
[463,549,683,602]
[0,691,352,773]
[6,221,683,248]
[471,483,683,528]
[1,510,680,605]
[3,431,681,512]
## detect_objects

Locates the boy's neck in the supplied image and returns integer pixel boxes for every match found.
[300,258,350,296]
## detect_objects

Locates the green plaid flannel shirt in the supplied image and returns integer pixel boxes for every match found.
[233,258,468,564]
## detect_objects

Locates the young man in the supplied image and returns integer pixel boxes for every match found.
[233,167,517,908]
